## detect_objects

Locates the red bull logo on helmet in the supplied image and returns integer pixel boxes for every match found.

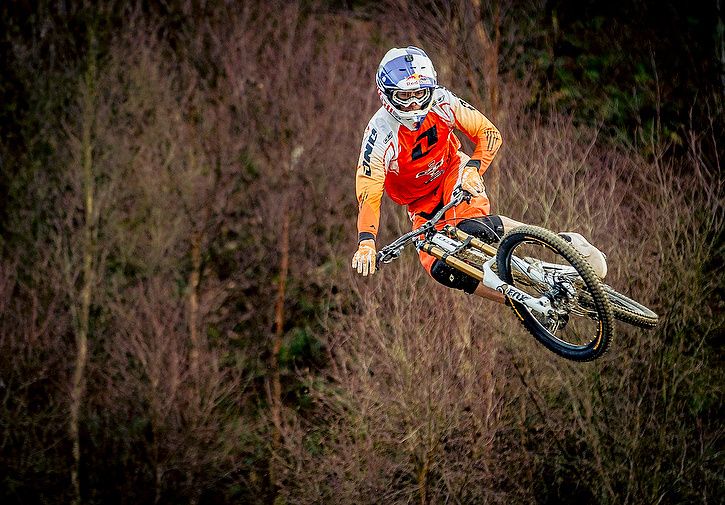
[403,73,434,87]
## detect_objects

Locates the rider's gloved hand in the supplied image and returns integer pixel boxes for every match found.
[461,163,484,196]
[352,239,377,276]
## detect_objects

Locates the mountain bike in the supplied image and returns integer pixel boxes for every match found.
[375,187,659,362]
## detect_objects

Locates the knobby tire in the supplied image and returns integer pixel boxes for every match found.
[496,226,614,362]
[579,284,658,329]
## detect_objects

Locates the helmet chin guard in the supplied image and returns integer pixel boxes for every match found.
[376,46,437,131]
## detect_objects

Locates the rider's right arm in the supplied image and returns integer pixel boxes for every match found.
[355,121,389,244]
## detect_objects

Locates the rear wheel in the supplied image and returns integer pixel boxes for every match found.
[496,226,614,362]
[580,285,658,329]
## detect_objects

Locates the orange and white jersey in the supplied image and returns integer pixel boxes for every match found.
[355,86,501,243]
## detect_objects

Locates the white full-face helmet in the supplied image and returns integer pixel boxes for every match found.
[376,46,437,131]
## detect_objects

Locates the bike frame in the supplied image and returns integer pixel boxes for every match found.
[376,188,557,317]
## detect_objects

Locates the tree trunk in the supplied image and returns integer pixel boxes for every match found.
[470,0,501,195]
[489,0,500,122]
[269,207,289,499]
[189,231,202,384]
[70,27,97,505]
[718,0,725,89]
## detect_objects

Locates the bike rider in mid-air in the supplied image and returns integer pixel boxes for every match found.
[351,46,607,301]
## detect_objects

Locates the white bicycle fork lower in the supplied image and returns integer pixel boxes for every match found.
[481,257,553,316]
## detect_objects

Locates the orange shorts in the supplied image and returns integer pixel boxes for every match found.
[410,159,491,276]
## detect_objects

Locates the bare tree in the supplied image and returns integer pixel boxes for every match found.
[57,25,110,504]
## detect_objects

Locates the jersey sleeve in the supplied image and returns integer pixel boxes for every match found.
[448,91,502,174]
[355,123,388,244]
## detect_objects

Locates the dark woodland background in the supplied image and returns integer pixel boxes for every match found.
[1,0,724,504]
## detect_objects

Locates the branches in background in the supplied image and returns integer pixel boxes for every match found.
[0,1,723,504]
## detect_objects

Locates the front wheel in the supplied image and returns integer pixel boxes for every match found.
[496,226,614,362]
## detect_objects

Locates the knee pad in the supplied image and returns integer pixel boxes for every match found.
[430,260,480,294]
[457,215,505,244]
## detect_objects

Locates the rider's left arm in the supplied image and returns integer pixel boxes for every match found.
[451,96,502,175]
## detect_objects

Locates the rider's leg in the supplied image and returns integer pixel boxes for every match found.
[456,214,525,244]
[461,216,607,279]
[426,254,507,303]
[456,214,522,303]
[428,258,480,294]
[500,215,525,231]
[456,215,505,243]
[472,282,506,303]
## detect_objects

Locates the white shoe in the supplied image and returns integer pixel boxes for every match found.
[558,232,608,279]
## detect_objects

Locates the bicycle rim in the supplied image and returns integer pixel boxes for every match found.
[496,226,614,362]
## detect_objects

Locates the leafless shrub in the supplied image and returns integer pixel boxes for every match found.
[274,255,511,504]
[484,106,725,502]
[0,260,74,502]
[3,1,724,503]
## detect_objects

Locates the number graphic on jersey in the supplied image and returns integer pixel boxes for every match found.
[361,128,378,176]
[411,125,438,161]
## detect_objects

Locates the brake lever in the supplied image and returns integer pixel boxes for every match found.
[377,248,401,265]
[452,186,473,205]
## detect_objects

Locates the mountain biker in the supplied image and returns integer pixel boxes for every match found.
[352,46,607,303]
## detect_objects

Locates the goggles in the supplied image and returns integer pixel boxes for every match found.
[391,88,431,109]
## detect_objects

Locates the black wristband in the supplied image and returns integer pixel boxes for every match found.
[358,232,376,244]
[465,159,482,170]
